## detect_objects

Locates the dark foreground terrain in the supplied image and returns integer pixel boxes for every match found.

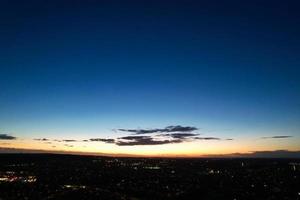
[0,154,299,200]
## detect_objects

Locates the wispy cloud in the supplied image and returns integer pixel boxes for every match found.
[62,140,77,142]
[164,125,198,132]
[118,125,198,135]
[89,138,115,143]
[118,136,151,140]
[194,137,221,140]
[34,139,78,142]
[0,134,16,140]
[261,135,292,139]
[34,138,49,141]
[158,133,200,139]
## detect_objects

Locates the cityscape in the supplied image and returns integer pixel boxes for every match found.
[0,154,299,200]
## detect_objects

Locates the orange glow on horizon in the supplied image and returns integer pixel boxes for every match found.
[1,137,299,157]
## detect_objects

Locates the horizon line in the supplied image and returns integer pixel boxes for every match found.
[0,147,300,158]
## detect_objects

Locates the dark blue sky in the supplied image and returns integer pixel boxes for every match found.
[0,0,299,154]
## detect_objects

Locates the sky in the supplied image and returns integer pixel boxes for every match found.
[0,0,299,157]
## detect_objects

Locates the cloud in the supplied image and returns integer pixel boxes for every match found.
[115,132,232,146]
[34,138,49,141]
[261,136,292,139]
[116,135,183,146]
[194,137,221,140]
[50,139,78,142]
[62,140,77,142]
[158,133,200,139]
[0,134,16,140]
[118,136,151,140]
[116,125,199,147]
[89,138,115,143]
[118,128,159,134]
[164,125,198,132]
[35,139,76,142]
[118,125,198,135]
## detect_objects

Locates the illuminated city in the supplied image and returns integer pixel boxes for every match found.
[0,154,299,199]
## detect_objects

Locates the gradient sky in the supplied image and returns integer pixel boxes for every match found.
[0,0,299,156]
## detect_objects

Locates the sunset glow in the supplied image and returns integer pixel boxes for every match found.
[0,0,299,157]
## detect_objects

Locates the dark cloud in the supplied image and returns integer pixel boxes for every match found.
[89,138,115,143]
[64,144,74,147]
[118,129,159,134]
[158,133,200,139]
[165,125,198,132]
[115,134,232,145]
[82,140,89,142]
[118,125,198,135]
[118,136,151,140]
[116,136,182,146]
[261,135,292,139]
[116,140,181,146]
[194,137,221,140]
[34,138,49,141]
[62,140,77,142]
[0,134,16,140]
